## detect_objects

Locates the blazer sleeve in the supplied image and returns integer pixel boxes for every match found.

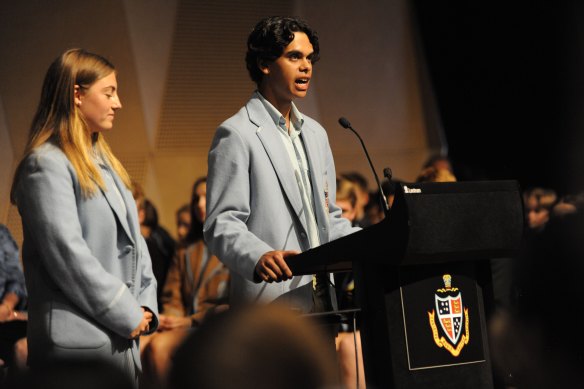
[203,124,273,281]
[16,152,145,338]
[138,234,159,333]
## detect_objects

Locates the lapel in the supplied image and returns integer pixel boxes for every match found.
[299,124,329,244]
[187,241,204,289]
[246,96,306,233]
[98,162,136,245]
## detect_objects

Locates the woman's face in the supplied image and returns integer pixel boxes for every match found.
[194,182,207,223]
[75,72,122,133]
[176,210,191,242]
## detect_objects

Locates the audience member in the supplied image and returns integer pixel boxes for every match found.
[0,224,28,382]
[336,177,359,225]
[333,176,359,311]
[137,197,176,310]
[552,191,584,217]
[422,153,454,173]
[167,304,339,389]
[365,178,402,225]
[340,172,371,227]
[175,204,191,249]
[522,186,557,233]
[140,177,229,388]
[489,209,584,389]
[416,154,457,183]
[333,177,366,389]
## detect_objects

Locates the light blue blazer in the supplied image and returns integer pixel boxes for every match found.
[14,142,158,373]
[204,93,359,312]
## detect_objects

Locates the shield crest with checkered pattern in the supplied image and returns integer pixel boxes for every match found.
[435,292,463,345]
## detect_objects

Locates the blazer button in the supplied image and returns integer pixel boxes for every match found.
[122,245,133,255]
[300,232,307,239]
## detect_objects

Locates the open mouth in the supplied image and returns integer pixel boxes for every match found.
[295,78,310,85]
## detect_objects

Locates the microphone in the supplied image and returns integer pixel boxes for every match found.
[338,117,390,217]
[383,167,392,182]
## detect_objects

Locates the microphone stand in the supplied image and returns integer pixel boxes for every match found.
[338,117,390,217]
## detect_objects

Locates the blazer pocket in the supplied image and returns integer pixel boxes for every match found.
[50,300,109,349]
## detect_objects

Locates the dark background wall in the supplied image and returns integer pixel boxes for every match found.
[412,1,584,196]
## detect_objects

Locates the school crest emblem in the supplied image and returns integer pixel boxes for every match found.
[428,274,470,357]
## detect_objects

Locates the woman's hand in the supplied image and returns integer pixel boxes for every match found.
[0,293,19,322]
[157,314,191,331]
[129,308,153,338]
[0,303,13,322]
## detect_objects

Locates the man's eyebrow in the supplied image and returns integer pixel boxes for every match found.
[285,50,313,57]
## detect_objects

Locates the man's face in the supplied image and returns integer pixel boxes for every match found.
[261,31,314,103]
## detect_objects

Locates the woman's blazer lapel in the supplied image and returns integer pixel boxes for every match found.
[97,162,136,245]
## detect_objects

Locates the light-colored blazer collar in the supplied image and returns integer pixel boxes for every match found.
[246,93,329,244]
[97,160,137,245]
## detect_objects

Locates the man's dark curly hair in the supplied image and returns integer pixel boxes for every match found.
[246,16,320,86]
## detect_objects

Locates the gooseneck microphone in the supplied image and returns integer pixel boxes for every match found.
[338,117,390,216]
[383,167,392,182]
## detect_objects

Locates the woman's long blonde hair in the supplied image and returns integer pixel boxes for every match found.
[11,48,131,202]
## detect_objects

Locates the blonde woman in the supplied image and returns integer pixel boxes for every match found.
[10,49,158,384]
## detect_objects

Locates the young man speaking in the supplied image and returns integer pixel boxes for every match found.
[204,16,359,313]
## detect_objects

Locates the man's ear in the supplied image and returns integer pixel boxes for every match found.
[258,59,270,75]
[74,85,82,106]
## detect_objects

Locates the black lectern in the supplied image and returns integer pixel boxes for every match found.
[287,180,524,389]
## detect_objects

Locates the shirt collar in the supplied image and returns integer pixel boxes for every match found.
[256,91,305,134]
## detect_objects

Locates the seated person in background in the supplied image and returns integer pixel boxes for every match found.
[335,177,359,224]
[522,187,557,233]
[422,153,454,173]
[552,191,584,217]
[0,224,28,375]
[334,177,359,309]
[137,197,176,312]
[416,153,457,183]
[175,204,191,250]
[365,178,402,225]
[334,177,366,389]
[489,209,584,389]
[140,177,229,388]
[340,172,371,227]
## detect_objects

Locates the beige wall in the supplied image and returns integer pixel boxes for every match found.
[0,0,442,246]
[296,0,432,182]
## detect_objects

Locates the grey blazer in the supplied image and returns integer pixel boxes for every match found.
[14,142,158,372]
[204,93,359,312]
